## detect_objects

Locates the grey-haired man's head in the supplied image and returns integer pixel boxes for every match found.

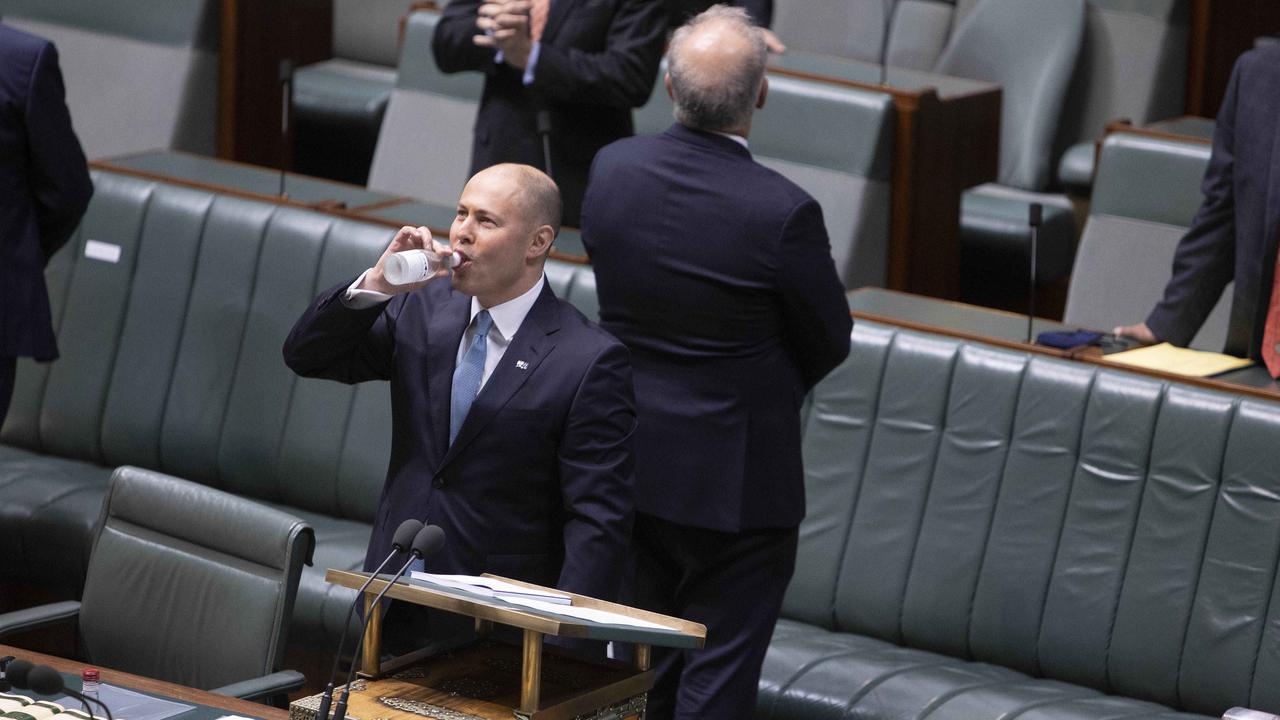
[666,5,769,136]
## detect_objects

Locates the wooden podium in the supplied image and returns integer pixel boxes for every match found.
[289,570,706,720]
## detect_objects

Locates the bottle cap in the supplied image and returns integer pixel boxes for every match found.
[81,668,99,682]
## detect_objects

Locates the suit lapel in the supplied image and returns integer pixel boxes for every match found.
[437,284,561,470]
[426,291,472,464]
[539,0,581,46]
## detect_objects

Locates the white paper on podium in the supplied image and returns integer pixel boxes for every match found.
[500,596,676,631]
[410,572,572,605]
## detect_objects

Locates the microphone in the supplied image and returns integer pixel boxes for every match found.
[7,661,114,720]
[6,659,33,691]
[278,58,294,197]
[314,519,424,720]
[331,525,446,720]
[1026,203,1043,344]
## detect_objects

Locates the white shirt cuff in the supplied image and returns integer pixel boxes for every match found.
[342,269,393,309]
[523,42,541,85]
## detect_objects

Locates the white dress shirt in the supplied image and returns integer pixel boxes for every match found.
[344,272,547,390]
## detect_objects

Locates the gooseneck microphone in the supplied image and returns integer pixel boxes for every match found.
[331,525,446,720]
[314,520,425,720]
[7,660,114,720]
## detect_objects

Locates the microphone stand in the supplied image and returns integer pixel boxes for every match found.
[314,539,418,720]
[331,554,424,720]
[1026,203,1043,344]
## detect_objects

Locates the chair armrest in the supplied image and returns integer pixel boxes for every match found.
[1058,141,1096,196]
[0,601,81,640]
[1223,709,1280,720]
[210,669,306,702]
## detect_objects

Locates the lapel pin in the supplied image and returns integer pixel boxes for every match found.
[515,360,529,370]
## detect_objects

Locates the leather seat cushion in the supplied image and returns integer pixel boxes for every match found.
[755,620,1214,720]
[960,185,1078,284]
[0,445,111,587]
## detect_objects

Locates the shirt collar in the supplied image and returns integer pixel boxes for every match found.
[469,274,546,341]
[713,131,749,149]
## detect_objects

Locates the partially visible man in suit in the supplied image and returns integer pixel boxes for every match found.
[668,0,785,51]
[0,23,93,426]
[432,0,666,227]
[1115,43,1280,374]
[284,164,637,609]
[580,7,851,718]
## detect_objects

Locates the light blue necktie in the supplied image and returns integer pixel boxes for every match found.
[449,310,494,445]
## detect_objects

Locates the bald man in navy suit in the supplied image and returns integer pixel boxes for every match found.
[0,23,93,426]
[285,165,637,610]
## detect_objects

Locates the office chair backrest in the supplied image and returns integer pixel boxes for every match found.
[1065,131,1229,350]
[0,0,219,157]
[78,466,313,690]
[333,0,413,67]
[1055,0,1189,160]
[367,9,482,207]
[934,0,1086,191]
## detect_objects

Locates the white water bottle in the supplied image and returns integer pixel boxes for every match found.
[383,249,461,285]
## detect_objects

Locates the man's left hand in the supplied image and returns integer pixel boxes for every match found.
[474,0,534,69]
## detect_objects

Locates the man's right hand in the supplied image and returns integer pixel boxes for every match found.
[1112,321,1159,345]
[360,226,455,295]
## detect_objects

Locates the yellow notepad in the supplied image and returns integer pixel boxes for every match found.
[1106,342,1254,378]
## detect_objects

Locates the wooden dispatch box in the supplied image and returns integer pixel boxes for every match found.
[290,570,706,720]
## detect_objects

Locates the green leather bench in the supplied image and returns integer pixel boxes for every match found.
[759,318,1280,719]
[0,169,597,649]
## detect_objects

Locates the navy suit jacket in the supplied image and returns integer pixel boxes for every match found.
[1147,44,1280,359]
[0,24,92,360]
[283,278,637,601]
[432,0,667,226]
[581,124,851,532]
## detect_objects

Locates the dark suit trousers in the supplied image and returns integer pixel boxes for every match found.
[629,512,797,720]
[0,356,15,428]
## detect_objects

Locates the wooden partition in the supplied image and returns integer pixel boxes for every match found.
[218,0,333,166]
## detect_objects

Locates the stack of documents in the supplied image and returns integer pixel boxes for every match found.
[410,573,572,605]
[1105,343,1253,378]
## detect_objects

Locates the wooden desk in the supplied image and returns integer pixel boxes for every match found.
[848,287,1280,400]
[770,53,1002,300]
[0,644,288,720]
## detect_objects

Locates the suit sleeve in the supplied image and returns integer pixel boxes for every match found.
[432,0,500,74]
[777,198,853,390]
[25,42,93,263]
[1144,56,1241,347]
[529,0,667,108]
[738,0,773,26]
[282,279,401,384]
[555,340,637,601]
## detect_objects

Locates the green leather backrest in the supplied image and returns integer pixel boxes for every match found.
[1,171,395,524]
[791,320,1280,714]
[397,8,483,100]
[1090,131,1210,227]
[0,0,219,49]
[79,466,312,689]
[935,0,1086,191]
